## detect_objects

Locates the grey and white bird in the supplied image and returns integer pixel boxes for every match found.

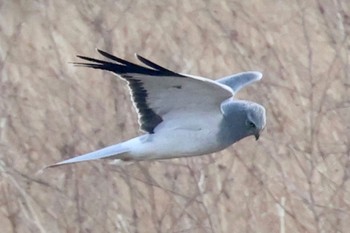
[48,49,266,167]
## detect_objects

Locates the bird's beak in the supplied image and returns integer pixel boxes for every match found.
[255,133,260,141]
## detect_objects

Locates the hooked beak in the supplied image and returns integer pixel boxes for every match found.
[254,132,260,141]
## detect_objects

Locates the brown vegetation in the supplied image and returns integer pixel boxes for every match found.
[0,1,349,232]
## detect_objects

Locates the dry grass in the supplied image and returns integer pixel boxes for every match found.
[0,0,349,232]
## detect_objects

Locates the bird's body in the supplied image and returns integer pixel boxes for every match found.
[127,111,225,160]
[48,50,266,167]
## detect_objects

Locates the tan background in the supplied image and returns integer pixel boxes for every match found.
[1,0,350,232]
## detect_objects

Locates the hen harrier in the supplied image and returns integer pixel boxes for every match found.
[48,50,266,167]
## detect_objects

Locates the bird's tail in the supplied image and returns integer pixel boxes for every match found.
[46,143,130,168]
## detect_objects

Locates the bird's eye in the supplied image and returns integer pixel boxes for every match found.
[247,121,256,128]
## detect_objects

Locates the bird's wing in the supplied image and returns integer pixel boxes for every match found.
[74,49,233,133]
[217,71,262,94]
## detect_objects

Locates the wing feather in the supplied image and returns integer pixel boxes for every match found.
[74,50,233,133]
[217,71,262,94]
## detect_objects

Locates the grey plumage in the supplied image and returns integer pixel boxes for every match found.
[48,50,266,168]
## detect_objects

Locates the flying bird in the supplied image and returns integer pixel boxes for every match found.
[48,49,266,167]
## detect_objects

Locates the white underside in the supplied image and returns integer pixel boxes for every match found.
[123,112,226,160]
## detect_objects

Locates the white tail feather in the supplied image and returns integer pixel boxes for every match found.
[47,143,129,168]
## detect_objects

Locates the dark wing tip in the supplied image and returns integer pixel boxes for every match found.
[72,50,184,77]
[96,49,135,66]
[135,53,184,76]
[75,55,106,64]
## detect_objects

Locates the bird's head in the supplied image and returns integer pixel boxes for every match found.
[221,100,266,142]
[245,103,266,140]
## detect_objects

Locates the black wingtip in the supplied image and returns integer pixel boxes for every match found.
[76,55,104,63]
[135,53,160,69]
[71,55,111,69]
[72,50,184,77]
[135,53,184,76]
[97,49,111,57]
[96,49,136,66]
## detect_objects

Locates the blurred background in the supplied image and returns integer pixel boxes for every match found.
[1,0,349,232]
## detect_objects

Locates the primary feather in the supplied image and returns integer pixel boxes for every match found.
[75,49,233,133]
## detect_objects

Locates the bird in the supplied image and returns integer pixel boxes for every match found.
[48,49,266,167]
